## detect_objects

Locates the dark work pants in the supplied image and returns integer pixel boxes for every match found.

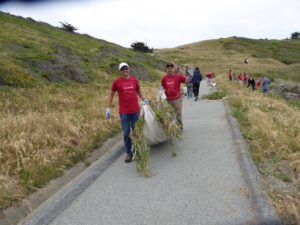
[193,82,200,97]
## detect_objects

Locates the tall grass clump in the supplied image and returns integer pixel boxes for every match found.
[0,82,119,208]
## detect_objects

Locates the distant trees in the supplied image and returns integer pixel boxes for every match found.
[60,22,77,33]
[291,32,300,39]
[131,41,153,53]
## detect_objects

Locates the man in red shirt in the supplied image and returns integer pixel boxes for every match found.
[106,62,148,163]
[161,62,186,130]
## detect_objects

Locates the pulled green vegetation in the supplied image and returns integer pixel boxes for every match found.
[131,100,182,176]
[131,119,151,177]
[153,101,182,139]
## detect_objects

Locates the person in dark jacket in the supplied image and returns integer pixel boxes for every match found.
[192,67,202,101]
[247,77,256,91]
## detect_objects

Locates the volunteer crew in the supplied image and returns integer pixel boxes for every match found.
[161,62,186,130]
[106,62,149,163]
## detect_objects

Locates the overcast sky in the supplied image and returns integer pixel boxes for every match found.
[0,0,299,48]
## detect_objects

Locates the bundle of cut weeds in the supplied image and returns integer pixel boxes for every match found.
[131,100,182,176]
[151,100,182,139]
[131,118,151,177]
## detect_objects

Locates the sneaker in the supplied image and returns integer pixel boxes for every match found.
[125,154,133,163]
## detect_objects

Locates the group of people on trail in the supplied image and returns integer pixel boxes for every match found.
[106,62,186,163]
[185,66,202,101]
[227,69,271,93]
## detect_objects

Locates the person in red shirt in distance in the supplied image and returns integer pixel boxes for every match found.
[161,62,186,130]
[206,71,213,86]
[106,62,149,163]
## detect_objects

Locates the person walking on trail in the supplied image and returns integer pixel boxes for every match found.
[161,62,186,130]
[206,71,213,86]
[106,62,149,163]
[185,66,193,99]
[192,67,202,101]
[247,77,256,91]
[262,76,271,94]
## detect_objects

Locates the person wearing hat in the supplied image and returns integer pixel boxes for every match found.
[161,62,186,130]
[106,62,149,163]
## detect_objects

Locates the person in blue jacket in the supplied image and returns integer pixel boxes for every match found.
[192,67,202,101]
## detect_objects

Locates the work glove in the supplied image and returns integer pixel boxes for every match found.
[105,108,111,119]
[143,98,149,105]
[159,86,167,101]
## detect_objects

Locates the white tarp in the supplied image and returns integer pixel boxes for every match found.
[140,103,167,145]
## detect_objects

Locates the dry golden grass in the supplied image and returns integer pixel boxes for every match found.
[218,78,300,225]
[0,75,160,209]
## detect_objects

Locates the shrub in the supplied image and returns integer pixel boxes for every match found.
[0,62,36,87]
[60,22,77,33]
[290,32,300,39]
[202,91,226,100]
[130,42,153,53]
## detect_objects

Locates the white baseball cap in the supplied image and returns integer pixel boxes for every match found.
[118,62,129,71]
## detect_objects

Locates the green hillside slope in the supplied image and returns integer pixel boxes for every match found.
[0,12,165,87]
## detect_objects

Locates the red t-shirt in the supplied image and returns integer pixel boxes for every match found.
[111,76,140,114]
[161,73,186,101]
[206,72,213,79]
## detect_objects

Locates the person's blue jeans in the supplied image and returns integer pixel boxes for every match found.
[262,85,269,93]
[120,112,139,155]
[187,84,193,98]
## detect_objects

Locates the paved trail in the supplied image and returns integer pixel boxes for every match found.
[22,82,280,225]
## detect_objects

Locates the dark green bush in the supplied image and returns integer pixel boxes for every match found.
[131,42,153,53]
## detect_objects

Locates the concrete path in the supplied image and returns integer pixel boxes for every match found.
[21,82,281,225]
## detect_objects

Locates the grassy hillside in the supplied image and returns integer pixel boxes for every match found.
[0,11,165,87]
[156,38,300,224]
[156,37,300,82]
[0,11,164,212]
